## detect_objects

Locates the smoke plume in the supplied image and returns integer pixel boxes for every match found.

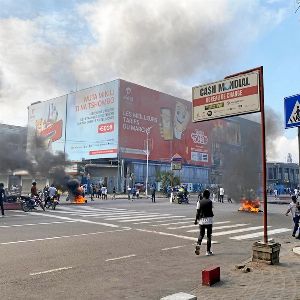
[213,118,262,202]
[0,128,72,189]
[265,107,284,161]
[0,1,287,125]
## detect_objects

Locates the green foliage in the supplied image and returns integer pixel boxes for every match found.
[159,171,180,192]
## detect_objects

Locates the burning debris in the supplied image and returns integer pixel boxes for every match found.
[66,179,86,204]
[239,198,261,213]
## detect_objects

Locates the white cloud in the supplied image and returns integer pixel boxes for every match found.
[268,135,299,163]
[0,0,289,125]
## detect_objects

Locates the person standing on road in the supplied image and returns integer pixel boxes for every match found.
[151,186,156,203]
[0,183,6,216]
[285,195,300,238]
[194,189,214,256]
[112,187,116,200]
[219,186,224,203]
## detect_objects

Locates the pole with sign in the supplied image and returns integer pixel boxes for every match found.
[284,93,300,193]
[193,66,269,244]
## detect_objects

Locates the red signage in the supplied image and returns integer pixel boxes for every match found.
[98,122,114,133]
[119,80,212,166]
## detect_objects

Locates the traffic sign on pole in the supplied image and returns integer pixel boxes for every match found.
[284,94,300,129]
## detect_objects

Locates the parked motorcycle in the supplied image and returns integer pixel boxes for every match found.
[20,195,45,212]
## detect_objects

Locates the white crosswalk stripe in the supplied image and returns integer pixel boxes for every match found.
[168,221,231,230]
[150,219,194,226]
[118,215,186,223]
[105,214,171,221]
[211,226,269,237]
[230,228,290,240]
[187,223,248,233]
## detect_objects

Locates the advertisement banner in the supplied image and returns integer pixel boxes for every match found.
[27,95,67,154]
[119,80,212,166]
[65,81,119,161]
[192,71,260,122]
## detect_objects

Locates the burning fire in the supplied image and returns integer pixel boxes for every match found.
[239,198,261,213]
[74,195,86,204]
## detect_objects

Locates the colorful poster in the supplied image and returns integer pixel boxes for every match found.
[65,80,119,161]
[27,95,67,154]
[119,80,212,166]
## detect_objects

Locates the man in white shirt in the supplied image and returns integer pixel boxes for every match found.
[285,195,300,238]
[219,187,224,203]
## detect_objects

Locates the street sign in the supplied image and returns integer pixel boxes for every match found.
[192,71,260,122]
[171,153,182,170]
[284,94,300,129]
[171,161,182,170]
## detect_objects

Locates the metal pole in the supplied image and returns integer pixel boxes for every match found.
[146,134,149,198]
[259,66,268,244]
[298,127,300,188]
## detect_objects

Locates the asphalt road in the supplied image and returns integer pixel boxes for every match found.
[0,196,296,300]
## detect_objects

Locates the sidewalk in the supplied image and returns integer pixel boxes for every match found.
[188,241,300,300]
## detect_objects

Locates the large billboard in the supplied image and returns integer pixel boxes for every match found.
[192,71,260,122]
[65,80,119,161]
[27,95,67,154]
[119,80,211,166]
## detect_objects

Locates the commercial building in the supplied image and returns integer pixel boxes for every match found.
[27,79,261,192]
[267,162,299,192]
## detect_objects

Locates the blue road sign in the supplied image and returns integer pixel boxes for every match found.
[284,94,300,129]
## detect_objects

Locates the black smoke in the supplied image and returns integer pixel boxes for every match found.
[0,127,72,190]
[212,117,262,202]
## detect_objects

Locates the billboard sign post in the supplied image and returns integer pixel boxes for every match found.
[193,67,269,245]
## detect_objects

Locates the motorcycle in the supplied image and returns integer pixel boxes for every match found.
[176,192,189,204]
[20,195,45,212]
[45,196,59,210]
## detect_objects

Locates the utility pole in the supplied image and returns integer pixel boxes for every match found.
[298,128,300,187]
[145,126,154,198]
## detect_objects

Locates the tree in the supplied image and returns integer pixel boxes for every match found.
[158,171,180,193]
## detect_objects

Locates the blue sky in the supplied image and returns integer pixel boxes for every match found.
[0,0,299,161]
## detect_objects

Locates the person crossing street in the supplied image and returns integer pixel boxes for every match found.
[194,189,214,256]
[0,183,6,217]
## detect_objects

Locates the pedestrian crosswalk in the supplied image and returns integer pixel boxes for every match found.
[31,205,291,242]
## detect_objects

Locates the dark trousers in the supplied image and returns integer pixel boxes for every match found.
[197,224,212,252]
[151,194,155,202]
[220,195,224,203]
[293,215,300,235]
[0,200,4,216]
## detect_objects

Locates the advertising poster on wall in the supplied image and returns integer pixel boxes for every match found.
[119,80,212,166]
[27,95,67,154]
[65,80,119,161]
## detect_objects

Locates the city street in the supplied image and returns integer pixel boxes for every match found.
[0,196,298,299]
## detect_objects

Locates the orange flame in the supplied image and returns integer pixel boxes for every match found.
[239,199,260,213]
[74,195,86,204]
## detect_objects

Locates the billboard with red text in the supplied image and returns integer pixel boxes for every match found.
[119,80,212,166]
[65,80,119,161]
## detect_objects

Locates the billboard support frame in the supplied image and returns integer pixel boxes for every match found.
[225,66,268,244]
